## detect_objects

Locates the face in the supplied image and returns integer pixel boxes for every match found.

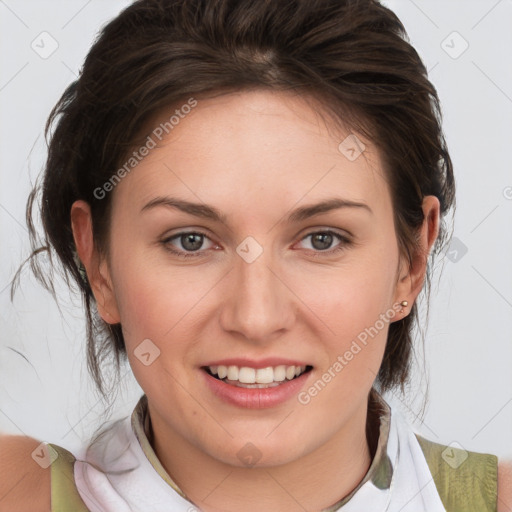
[78,90,416,468]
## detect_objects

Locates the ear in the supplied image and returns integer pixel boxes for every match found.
[70,200,121,324]
[393,195,440,316]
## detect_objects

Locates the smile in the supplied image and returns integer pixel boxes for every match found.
[204,364,312,388]
[201,362,313,408]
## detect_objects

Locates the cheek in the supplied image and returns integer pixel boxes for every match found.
[109,247,219,352]
[291,243,398,368]
[109,260,208,396]
[113,271,191,343]
[294,273,393,415]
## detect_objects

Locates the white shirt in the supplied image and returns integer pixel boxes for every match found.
[71,393,447,511]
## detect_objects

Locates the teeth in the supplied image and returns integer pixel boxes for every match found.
[273,365,286,382]
[208,364,308,384]
[239,367,256,383]
[234,381,282,389]
[286,366,296,380]
[255,367,273,384]
[227,365,239,381]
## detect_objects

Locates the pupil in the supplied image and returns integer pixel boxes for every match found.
[312,233,332,250]
[182,233,203,251]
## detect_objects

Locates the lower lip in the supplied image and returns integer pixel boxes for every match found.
[202,368,312,409]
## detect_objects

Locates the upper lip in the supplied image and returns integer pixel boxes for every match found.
[201,358,311,369]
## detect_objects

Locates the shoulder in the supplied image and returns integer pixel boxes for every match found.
[0,434,51,512]
[415,433,499,511]
[498,459,512,512]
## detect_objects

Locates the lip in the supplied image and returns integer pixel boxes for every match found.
[201,358,310,369]
[201,366,313,409]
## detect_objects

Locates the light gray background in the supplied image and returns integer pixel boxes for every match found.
[1,0,511,460]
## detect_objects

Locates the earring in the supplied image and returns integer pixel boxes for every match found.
[400,300,408,313]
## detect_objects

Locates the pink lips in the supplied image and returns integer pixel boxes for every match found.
[201,363,312,409]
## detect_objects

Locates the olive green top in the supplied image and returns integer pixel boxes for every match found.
[415,434,498,512]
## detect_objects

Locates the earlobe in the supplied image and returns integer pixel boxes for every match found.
[70,200,121,324]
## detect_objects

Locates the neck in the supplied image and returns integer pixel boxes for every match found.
[148,394,380,512]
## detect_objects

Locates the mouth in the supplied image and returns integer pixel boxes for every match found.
[202,364,314,389]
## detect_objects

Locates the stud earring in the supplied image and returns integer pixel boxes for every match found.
[400,300,408,313]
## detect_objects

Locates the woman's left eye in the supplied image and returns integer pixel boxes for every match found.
[297,230,351,256]
[161,229,351,259]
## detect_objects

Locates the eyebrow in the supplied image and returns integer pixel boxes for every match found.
[140,196,372,222]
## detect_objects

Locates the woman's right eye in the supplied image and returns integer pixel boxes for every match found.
[161,231,217,258]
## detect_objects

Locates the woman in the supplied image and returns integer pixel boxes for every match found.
[1,0,511,510]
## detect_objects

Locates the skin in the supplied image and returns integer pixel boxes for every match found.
[71,89,441,511]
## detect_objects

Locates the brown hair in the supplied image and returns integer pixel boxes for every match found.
[22,0,455,405]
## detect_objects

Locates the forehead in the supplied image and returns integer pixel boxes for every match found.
[113,89,390,218]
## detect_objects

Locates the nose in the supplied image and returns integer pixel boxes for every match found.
[219,250,295,344]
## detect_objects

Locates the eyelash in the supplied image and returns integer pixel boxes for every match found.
[161,230,352,259]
